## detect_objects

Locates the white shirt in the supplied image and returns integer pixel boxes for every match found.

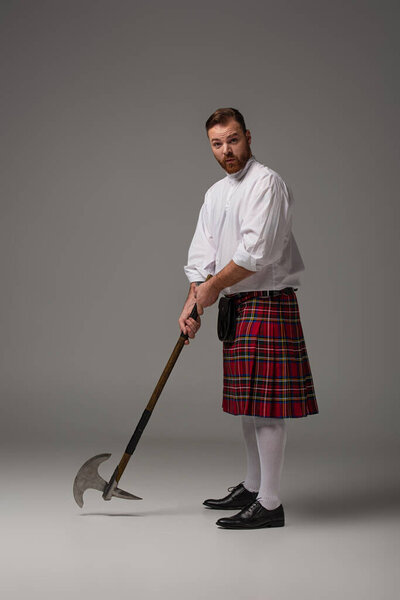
[184,157,305,294]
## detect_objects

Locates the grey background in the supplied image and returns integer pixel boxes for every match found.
[1,2,399,599]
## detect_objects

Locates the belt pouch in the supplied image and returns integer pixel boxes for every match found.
[217,297,237,342]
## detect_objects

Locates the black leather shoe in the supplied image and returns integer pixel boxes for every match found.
[203,482,258,510]
[216,500,285,529]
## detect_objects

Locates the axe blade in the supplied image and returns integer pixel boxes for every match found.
[73,453,141,508]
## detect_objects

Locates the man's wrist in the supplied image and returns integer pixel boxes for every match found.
[188,281,201,300]
[209,275,224,293]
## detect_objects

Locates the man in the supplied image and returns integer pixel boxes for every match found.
[179,108,318,529]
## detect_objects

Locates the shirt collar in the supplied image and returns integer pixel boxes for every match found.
[226,156,255,185]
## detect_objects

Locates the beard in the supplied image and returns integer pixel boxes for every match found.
[216,146,252,174]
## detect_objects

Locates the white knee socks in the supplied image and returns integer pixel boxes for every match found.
[241,417,261,493]
[241,415,287,510]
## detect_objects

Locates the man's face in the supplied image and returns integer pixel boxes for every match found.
[207,118,252,174]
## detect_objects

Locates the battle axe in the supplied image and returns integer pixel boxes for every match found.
[73,296,204,507]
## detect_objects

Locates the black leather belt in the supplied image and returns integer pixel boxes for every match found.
[225,286,297,299]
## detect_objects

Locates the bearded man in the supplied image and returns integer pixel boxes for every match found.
[179,108,318,529]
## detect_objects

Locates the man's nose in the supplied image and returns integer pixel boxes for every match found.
[223,144,232,155]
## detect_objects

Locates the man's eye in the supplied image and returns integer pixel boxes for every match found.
[214,143,221,148]
[230,138,238,143]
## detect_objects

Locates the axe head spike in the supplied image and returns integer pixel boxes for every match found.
[73,453,141,508]
[112,487,142,501]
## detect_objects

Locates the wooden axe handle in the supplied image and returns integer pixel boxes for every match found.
[104,276,212,495]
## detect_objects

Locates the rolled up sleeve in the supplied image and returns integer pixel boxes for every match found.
[232,174,292,272]
[184,193,216,282]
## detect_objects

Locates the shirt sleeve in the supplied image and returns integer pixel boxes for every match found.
[184,192,216,282]
[232,174,293,272]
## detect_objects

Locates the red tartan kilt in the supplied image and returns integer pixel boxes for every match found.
[222,289,319,418]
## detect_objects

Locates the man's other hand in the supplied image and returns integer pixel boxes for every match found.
[178,303,202,345]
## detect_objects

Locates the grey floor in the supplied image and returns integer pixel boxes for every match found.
[3,438,399,600]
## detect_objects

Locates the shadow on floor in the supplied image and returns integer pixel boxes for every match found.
[80,504,199,517]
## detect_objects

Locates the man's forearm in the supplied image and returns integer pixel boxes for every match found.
[211,260,254,293]
[184,281,202,306]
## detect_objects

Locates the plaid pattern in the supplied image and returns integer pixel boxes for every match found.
[222,289,319,418]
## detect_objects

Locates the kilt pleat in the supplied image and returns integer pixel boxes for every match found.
[222,289,319,418]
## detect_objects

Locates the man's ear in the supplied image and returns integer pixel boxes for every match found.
[246,129,252,145]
